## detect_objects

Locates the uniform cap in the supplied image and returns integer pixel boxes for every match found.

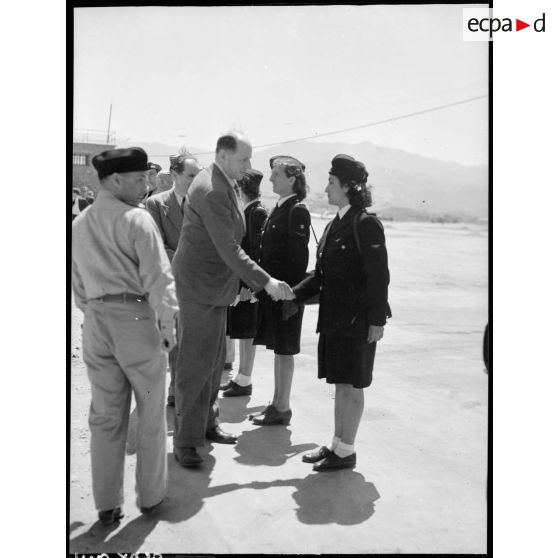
[92,147,150,180]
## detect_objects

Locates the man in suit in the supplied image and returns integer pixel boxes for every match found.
[72,188,94,221]
[171,132,292,467]
[146,153,202,406]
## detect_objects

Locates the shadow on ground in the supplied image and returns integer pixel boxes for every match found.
[70,449,380,553]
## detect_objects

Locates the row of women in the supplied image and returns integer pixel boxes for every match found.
[222,153,391,471]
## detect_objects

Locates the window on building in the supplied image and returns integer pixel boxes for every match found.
[73,154,88,166]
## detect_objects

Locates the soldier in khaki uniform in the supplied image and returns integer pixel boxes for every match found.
[71,147,179,526]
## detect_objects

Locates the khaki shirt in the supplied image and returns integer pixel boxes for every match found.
[72,189,179,322]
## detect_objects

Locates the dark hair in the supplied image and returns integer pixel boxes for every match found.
[170,153,198,174]
[276,163,308,201]
[238,177,261,201]
[215,134,238,154]
[343,175,372,209]
[72,188,80,195]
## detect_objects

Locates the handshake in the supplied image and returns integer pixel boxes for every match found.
[264,278,296,301]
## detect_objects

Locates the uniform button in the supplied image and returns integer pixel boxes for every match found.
[341,245,346,250]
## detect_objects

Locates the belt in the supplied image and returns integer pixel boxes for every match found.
[91,293,146,303]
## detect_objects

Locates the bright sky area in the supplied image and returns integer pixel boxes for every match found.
[74,5,488,166]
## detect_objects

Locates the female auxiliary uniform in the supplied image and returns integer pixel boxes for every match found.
[227,199,268,338]
[294,206,391,388]
[253,196,311,355]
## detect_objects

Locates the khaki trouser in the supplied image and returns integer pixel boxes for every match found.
[82,299,167,511]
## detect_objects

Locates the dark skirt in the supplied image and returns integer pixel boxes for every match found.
[317,334,376,388]
[253,293,305,355]
[227,301,259,339]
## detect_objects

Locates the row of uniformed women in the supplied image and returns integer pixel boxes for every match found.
[222,153,391,472]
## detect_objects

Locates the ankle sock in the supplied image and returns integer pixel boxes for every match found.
[234,373,252,387]
[334,441,354,458]
[329,436,341,451]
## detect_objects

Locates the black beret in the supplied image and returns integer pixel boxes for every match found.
[329,154,368,184]
[92,147,150,180]
[269,155,306,172]
[147,162,162,172]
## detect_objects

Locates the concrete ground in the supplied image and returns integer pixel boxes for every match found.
[69,220,488,554]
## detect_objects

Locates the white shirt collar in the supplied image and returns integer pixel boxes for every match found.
[173,188,184,206]
[277,193,297,208]
[337,204,351,219]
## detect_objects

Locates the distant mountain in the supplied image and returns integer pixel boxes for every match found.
[119,138,488,221]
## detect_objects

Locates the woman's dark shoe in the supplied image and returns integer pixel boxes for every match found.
[98,507,124,526]
[222,380,252,397]
[219,380,233,391]
[312,452,356,471]
[302,446,333,463]
[252,406,292,426]
[248,404,274,420]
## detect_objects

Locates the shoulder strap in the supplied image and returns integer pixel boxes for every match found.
[352,209,377,257]
[288,202,318,245]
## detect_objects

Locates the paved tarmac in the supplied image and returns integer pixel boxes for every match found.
[69,221,488,554]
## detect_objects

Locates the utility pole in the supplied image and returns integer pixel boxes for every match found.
[106,103,113,144]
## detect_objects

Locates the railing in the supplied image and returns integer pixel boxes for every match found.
[73,129,116,145]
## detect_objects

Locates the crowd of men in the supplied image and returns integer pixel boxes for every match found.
[72,132,294,526]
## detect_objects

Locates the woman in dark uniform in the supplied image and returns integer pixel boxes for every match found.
[250,156,311,425]
[286,154,391,470]
[222,169,268,397]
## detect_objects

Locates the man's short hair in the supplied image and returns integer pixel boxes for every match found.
[169,153,198,174]
[215,134,239,154]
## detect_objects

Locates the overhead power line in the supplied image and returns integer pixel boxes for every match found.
[146,94,488,157]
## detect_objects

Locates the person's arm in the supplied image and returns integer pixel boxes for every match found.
[71,259,88,312]
[145,197,175,262]
[201,190,270,292]
[358,215,390,327]
[286,205,311,286]
[131,211,179,323]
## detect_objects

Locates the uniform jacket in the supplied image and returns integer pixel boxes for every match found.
[293,205,391,335]
[243,200,268,261]
[145,188,183,262]
[259,196,311,287]
[172,163,270,306]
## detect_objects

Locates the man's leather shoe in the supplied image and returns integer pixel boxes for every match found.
[205,426,237,444]
[252,406,292,426]
[174,447,203,467]
[140,499,164,515]
[222,380,252,397]
[98,507,124,526]
[167,395,175,407]
[302,446,333,463]
[312,452,356,471]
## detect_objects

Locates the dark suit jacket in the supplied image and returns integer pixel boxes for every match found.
[172,164,270,306]
[259,196,311,287]
[145,189,183,262]
[294,206,391,335]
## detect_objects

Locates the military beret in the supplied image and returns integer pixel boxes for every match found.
[92,147,150,180]
[147,162,162,173]
[329,154,368,184]
[269,155,306,172]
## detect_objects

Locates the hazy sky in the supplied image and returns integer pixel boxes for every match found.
[74,5,488,165]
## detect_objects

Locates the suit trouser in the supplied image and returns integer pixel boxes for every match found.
[82,299,167,511]
[174,300,227,448]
